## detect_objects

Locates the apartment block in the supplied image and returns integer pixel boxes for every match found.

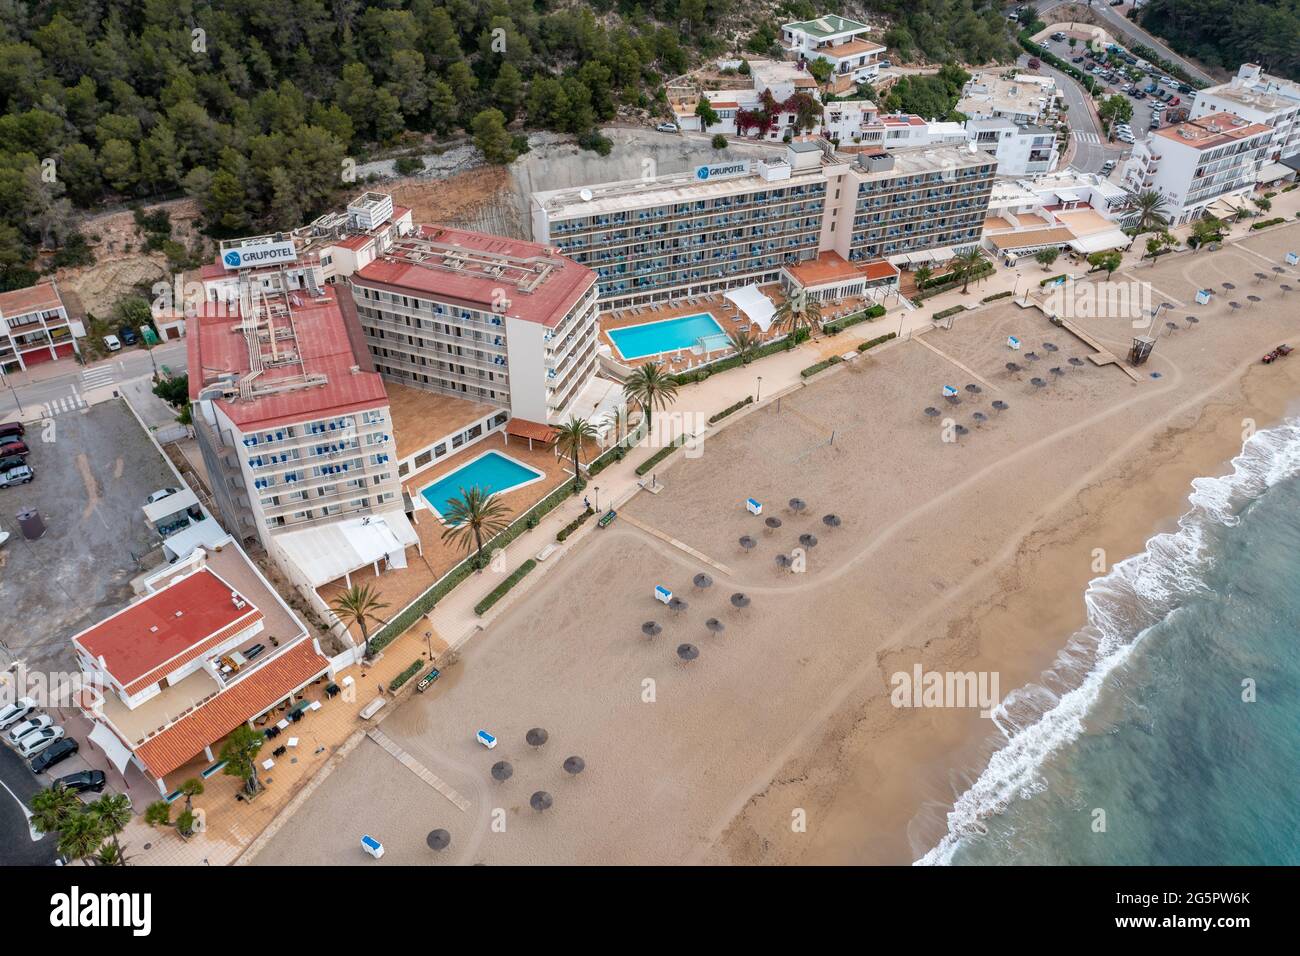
[1192,64,1300,173]
[780,15,885,84]
[1121,112,1275,225]
[349,226,601,426]
[966,118,1059,177]
[958,72,1058,126]
[0,280,83,374]
[187,278,409,587]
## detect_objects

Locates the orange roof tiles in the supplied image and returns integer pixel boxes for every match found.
[859,258,901,282]
[785,251,862,286]
[133,640,330,778]
[506,418,559,443]
[0,281,64,319]
[74,569,262,691]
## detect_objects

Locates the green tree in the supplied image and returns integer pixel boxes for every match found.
[711,133,728,149]
[1125,189,1171,236]
[1035,247,1061,271]
[727,326,760,364]
[556,418,598,495]
[952,248,987,293]
[56,809,106,865]
[441,487,513,571]
[622,361,680,432]
[220,724,267,796]
[470,109,517,164]
[492,63,525,120]
[88,793,132,863]
[179,777,205,812]
[1087,250,1123,276]
[330,584,390,660]
[695,99,720,130]
[144,800,171,828]
[30,784,82,836]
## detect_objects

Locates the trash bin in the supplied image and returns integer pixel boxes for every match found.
[15,509,44,541]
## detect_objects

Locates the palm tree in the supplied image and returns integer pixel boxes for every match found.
[220,723,266,796]
[30,784,82,836]
[57,810,106,866]
[622,361,679,433]
[1124,189,1170,236]
[88,793,132,864]
[331,583,390,660]
[94,842,130,866]
[144,800,171,828]
[772,288,822,344]
[441,487,512,571]
[913,264,933,292]
[952,248,986,293]
[727,326,760,364]
[555,417,597,496]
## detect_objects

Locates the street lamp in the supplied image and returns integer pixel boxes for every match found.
[756,376,763,402]
[594,486,600,512]
[1,371,21,415]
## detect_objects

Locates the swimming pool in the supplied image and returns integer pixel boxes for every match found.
[606,312,725,361]
[418,451,545,521]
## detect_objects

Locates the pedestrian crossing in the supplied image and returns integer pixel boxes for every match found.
[43,392,87,418]
[81,365,115,390]
[1072,130,1101,144]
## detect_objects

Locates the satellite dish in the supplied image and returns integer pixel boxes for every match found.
[579,188,593,202]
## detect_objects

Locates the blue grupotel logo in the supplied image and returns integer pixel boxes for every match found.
[696,166,710,181]
[223,250,242,268]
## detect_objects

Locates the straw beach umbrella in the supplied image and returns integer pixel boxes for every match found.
[1185,316,1199,328]
[1024,351,1040,362]
[798,533,818,549]
[1068,357,1085,368]
[530,791,553,812]
[641,621,662,639]
[1043,342,1059,352]
[964,383,982,395]
[427,829,451,851]
[668,597,688,615]
[1005,362,1023,375]
[739,535,756,553]
[954,424,969,437]
[1030,377,1046,389]
[764,516,782,533]
[676,643,700,662]
[1247,295,1261,309]
[992,400,1009,413]
[563,756,586,776]
[705,618,725,636]
[526,727,549,750]
[730,593,751,611]
[491,761,514,782]
[924,406,941,419]
[774,553,792,571]
[788,498,807,515]
[1228,301,1241,314]
[822,514,842,528]
[972,411,987,426]
[693,573,713,590]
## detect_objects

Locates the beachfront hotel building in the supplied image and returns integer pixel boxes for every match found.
[348,226,602,427]
[1120,112,1275,225]
[0,280,83,375]
[70,536,333,795]
[1192,64,1300,177]
[186,277,415,593]
[531,141,996,310]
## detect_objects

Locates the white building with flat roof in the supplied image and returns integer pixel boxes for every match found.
[781,15,885,84]
[958,71,1058,126]
[966,118,1059,177]
[1192,63,1300,180]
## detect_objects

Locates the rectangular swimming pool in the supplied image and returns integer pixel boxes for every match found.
[418,451,546,522]
[606,312,725,361]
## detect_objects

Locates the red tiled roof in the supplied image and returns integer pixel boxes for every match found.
[352,225,596,329]
[860,259,901,281]
[505,418,559,443]
[0,281,64,319]
[335,232,374,251]
[186,287,390,430]
[822,39,884,58]
[785,251,862,286]
[133,640,330,778]
[74,569,262,691]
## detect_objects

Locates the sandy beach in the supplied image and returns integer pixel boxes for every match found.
[253,222,1300,866]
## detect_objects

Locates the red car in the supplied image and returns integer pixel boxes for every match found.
[0,439,28,458]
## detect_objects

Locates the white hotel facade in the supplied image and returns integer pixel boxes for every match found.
[532,142,997,311]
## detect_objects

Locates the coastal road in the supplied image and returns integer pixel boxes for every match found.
[1019,53,1127,174]
[0,746,58,865]
[0,341,187,422]
[1024,0,1216,86]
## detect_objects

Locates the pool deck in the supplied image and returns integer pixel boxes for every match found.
[598,284,889,375]
[386,383,499,461]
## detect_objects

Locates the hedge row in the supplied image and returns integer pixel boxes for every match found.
[800,355,843,378]
[670,328,810,385]
[982,290,1013,303]
[474,559,537,616]
[1127,42,1205,90]
[858,332,896,352]
[933,305,965,321]
[1039,272,1069,287]
[369,477,584,652]
[1251,218,1287,230]
[389,659,425,692]
[822,303,886,335]
[708,395,753,424]
[556,507,594,542]
[916,261,994,300]
[636,435,686,476]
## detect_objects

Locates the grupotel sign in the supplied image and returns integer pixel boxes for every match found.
[694,161,751,182]
[221,240,299,270]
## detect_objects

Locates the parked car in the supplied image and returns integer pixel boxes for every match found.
[145,487,179,505]
[1178,84,1193,94]
[31,737,78,774]
[1050,32,1066,42]
[118,326,138,346]
[0,464,34,488]
[0,421,24,441]
[878,58,892,68]
[1101,160,1117,173]
[1072,55,1084,64]
[55,769,106,794]
[0,440,28,458]
[0,455,25,472]
[1170,96,1180,106]
[0,697,37,730]
[102,334,121,352]
[654,122,678,133]
[17,726,65,757]
[9,713,53,744]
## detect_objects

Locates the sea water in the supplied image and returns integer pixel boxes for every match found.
[919,418,1300,865]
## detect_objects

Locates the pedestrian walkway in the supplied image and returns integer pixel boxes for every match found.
[367,728,471,812]
[81,365,115,390]
[42,391,86,417]
[1072,130,1101,144]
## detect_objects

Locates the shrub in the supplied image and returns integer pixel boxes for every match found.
[394,156,425,175]
[474,560,537,615]
[708,395,753,424]
[981,290,1013,303]
[933,305,965,321]
[556,507,594,542]
[636,436,686,476]
[389,659,425,691]
[711,134,728,149]
[857,332,896,352]
[1039,273,1069,287]
[1250,218,1286,230]
[800,355,843,378]
[578,130,613,156]
[822,303,886,334]
[670,328,809,384]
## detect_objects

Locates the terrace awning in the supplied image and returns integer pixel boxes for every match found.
[275,510,418,589]
[142,488,199,524]
[1068,228,1132,254]
[1256,161,1293,184]
[723,284,777,333]
[89,722,136,775]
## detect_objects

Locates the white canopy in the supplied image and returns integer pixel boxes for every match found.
[723,284,777,333]
[142,488,199,523]
[1068,228,1132,255]
[1256,162,1293,184]
[161,518,229,561]
[89,721,136,775]
[275,510,418,589]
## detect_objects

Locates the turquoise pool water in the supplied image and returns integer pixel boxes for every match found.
[419,451,544,520]
[607,312,725,360]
